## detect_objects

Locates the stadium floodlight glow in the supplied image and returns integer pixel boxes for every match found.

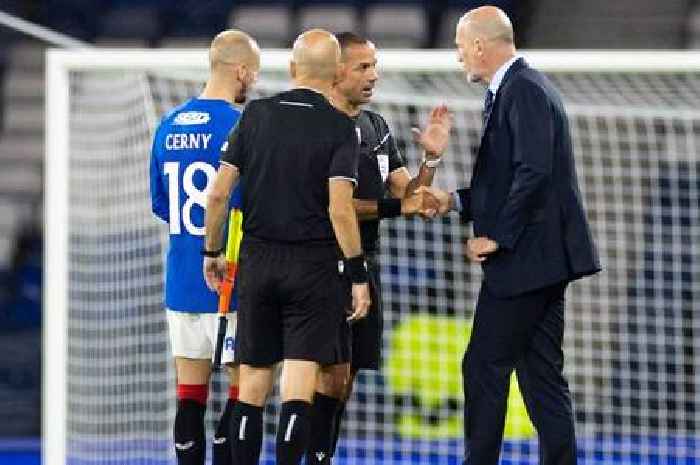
[46,48,700,465]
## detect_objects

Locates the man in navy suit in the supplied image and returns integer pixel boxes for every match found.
[431,6,601,465]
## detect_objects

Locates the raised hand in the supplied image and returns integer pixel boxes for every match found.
[464,237,499,263]
[411,105,453,158]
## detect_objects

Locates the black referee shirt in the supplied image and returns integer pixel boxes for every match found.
[221,88,359,244]
[353,110,405,252]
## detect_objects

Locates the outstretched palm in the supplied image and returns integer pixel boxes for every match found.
[412,105,453,157]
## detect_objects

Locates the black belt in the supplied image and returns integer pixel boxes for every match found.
[242,235,340,261]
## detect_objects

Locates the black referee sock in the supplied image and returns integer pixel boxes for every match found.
[230,401,264,465]
[306,393,341,465]
[330,400,346,457]
[276,400,312,465]
[212,398,236,465]
[174,399,206,465]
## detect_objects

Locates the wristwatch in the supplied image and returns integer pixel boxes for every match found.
[422,153,441,168]
[201,248,223,258]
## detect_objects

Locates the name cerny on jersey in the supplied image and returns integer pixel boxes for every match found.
[165,132,213,151]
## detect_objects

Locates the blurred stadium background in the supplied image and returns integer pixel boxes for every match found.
[2,1,700,464]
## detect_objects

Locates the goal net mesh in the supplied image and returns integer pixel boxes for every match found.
[60,62,700,464]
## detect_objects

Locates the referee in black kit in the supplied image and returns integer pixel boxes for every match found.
[306,32,453,465]
[203,29,370,465]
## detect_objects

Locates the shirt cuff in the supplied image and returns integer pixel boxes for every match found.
[450,191,462,212]
[329,176,357,185]
[220,160,239,169]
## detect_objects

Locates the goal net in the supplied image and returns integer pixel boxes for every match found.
[45,49,700,465]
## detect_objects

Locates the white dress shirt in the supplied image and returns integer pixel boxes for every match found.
[488,55,521,97]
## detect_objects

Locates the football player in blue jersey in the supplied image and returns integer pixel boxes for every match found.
[150,30,260,465]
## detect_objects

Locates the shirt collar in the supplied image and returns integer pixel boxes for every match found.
[294,86,326,96]
[488,55,520,96]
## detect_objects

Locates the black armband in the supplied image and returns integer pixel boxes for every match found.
[201,248,223,258]
[345,255,368,284]
[377,198,402,219]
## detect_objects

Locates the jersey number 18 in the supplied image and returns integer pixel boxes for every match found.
[163,161,216,236]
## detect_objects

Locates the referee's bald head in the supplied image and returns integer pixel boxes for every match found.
[209,29,260,70]
[291,29,341,83]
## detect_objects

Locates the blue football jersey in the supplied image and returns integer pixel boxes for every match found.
[150,98,242,313]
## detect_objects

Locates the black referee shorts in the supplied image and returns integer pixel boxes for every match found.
[235,237,351,367]
[350,254,382,371]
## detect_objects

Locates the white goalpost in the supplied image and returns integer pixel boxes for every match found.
[45,48,700,465]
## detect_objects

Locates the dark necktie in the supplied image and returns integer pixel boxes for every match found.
[483,89,494,127]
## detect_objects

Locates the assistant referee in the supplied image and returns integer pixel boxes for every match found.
[203,29,370,465]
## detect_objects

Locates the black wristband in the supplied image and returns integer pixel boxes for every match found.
[201,248,223,258]
[345,255,368,284]
[377,198,402,219]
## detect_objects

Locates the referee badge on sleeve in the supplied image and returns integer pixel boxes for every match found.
[377,154,389,182]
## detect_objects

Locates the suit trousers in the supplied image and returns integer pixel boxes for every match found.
[462,281,576,465]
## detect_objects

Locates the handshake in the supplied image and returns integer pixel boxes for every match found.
[399,187,500,263]
[400,186,452,219]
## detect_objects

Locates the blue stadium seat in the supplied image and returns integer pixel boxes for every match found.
[45,0,99,40]
[229,4,293,48]
[437,7,464,48]
[0,0,25,16]
[527,0,689,48]
[298,4,359,35]
[297,0,362,9]
[163,0,229,37]
[365,3,427,48]
[97,5,162,41]
[159,37,212,48]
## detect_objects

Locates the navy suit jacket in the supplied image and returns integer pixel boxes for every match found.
[457,58,601,298]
